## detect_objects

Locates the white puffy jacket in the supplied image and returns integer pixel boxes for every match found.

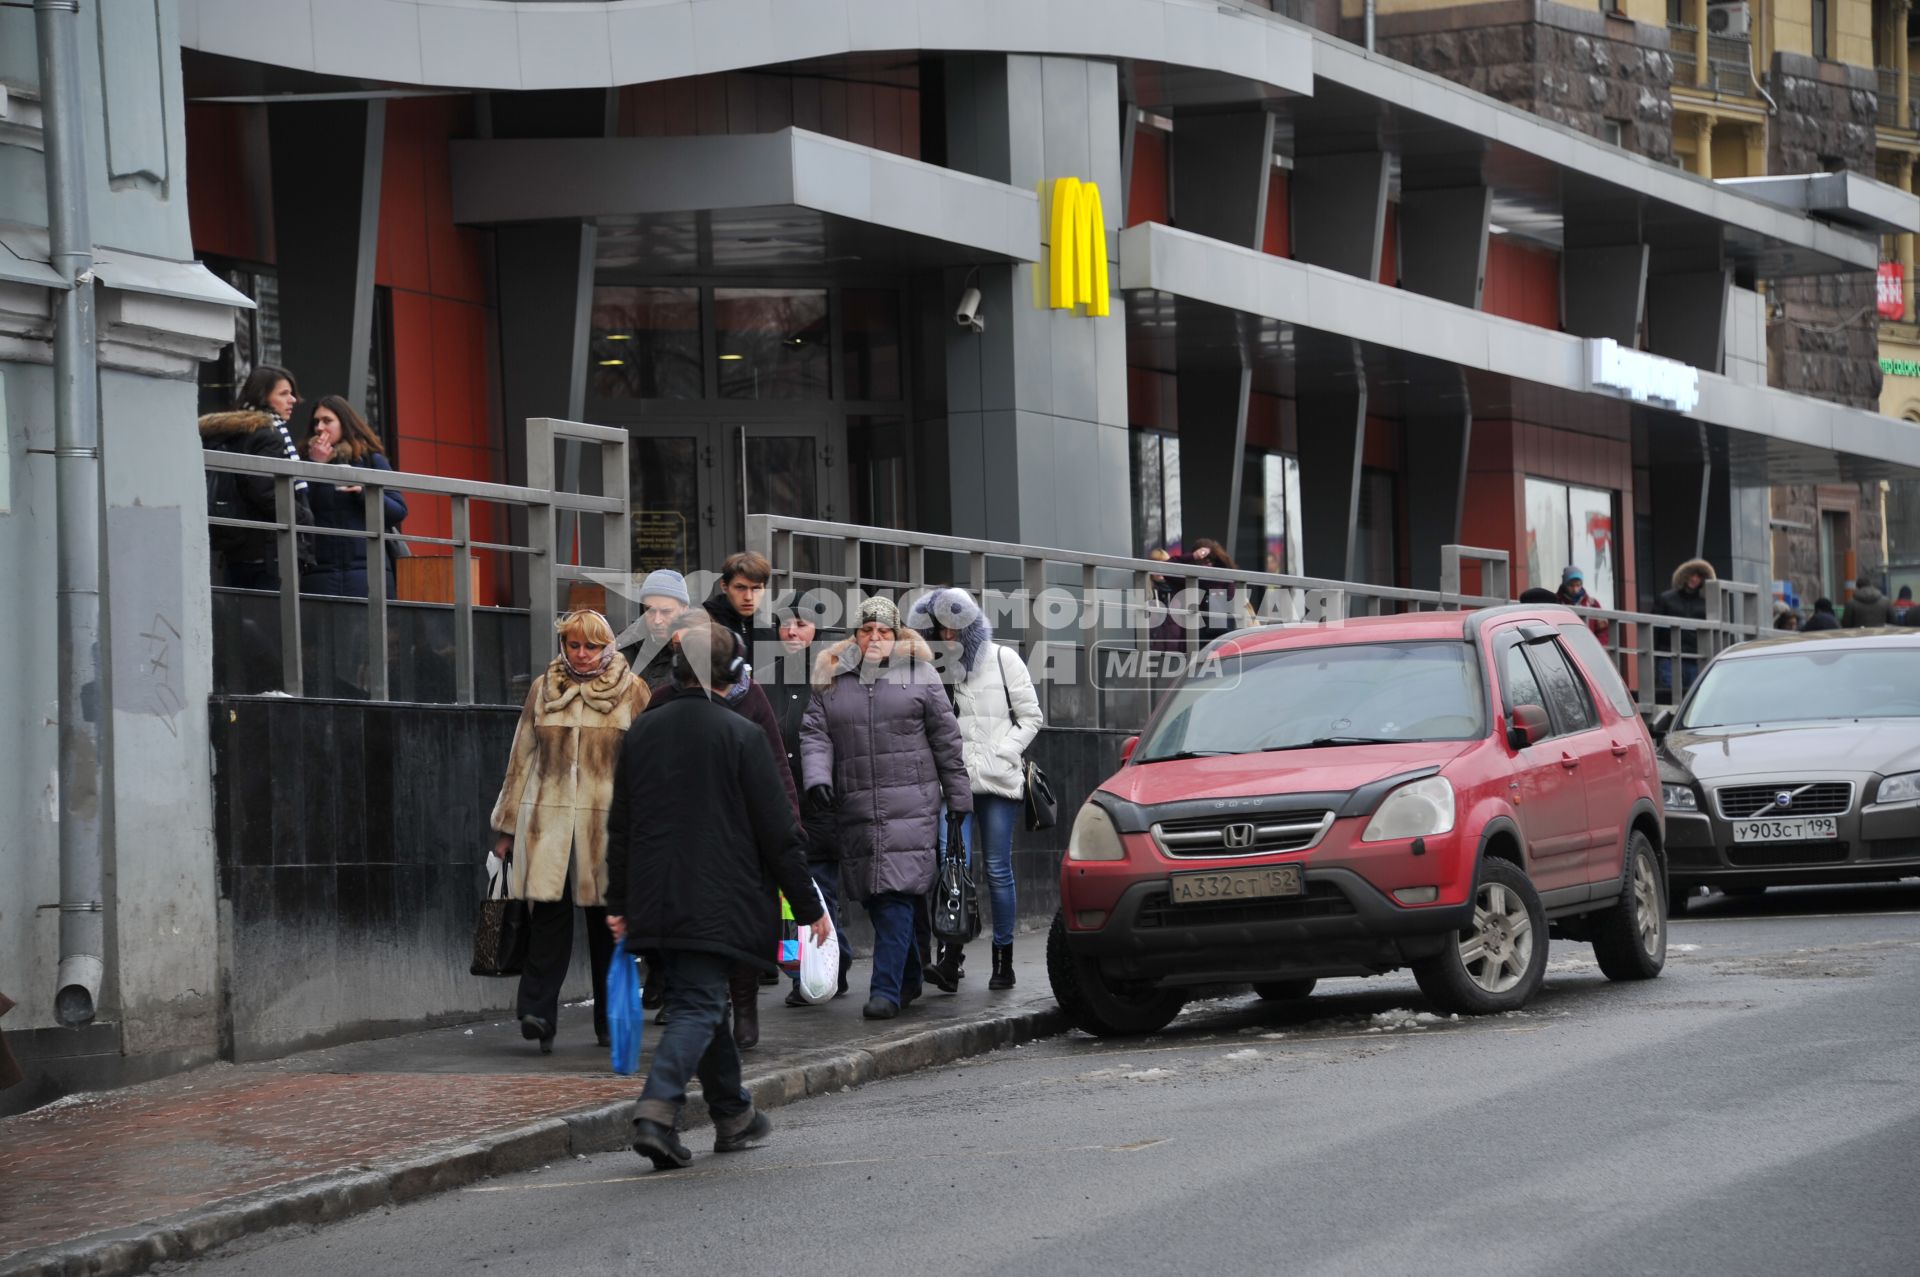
[953,644,1043,799]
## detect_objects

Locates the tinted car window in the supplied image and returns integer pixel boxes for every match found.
[1527,640,1597,734]
[1136,641,1486,760]
[1500,644,1548,720]
[1557,622,1633,717]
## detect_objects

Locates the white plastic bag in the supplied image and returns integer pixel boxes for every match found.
[796,882,840,1005]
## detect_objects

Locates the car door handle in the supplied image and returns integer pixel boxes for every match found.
[1560,752,1579,770]
[1610,742,1629,758]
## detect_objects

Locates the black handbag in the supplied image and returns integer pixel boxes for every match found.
[996,649,1057,832]
[469,854,530,977]
[931,812,981,944]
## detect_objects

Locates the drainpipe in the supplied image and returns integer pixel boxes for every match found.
[1364,0,1376,52]
[37,0,106,1027]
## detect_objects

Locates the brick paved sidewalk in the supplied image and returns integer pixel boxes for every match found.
[0,949,1057,1270]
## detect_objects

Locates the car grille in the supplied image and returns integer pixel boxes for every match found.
[1724,843,1849,868]
[1133,883,1355,929]
[1151,811,1334,859]
[1714,782,1854,820]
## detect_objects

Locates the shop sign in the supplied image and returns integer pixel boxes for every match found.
[1585,338,1700,413]
[1047,177,1110,317]
[1881,356,1920,378]
[1878,262,1906,320]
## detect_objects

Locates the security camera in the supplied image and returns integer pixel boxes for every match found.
[955,286,985,333]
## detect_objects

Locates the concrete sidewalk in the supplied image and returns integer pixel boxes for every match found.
[0,947,1061,1277]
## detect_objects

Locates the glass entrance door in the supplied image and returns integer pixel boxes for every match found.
[626,421,841,579]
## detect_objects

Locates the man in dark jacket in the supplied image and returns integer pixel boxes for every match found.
[605,624,826,1171]
[1652,557,1715,701]
[765,607,853,1005]
[617,568,692,685]
[704,550,776,657]
[1804,598,1842,631]
[1842,577,1892,628]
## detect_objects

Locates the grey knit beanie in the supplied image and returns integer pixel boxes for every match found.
[638,568,690,606]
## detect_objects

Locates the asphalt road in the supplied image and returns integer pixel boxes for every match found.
[183,883,1920,1277]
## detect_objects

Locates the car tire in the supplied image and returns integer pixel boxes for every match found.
[1412,857,1548,1016]
[1591,831,1667,982]
[1252,979,1317,1002]
[1046,910,1186,1037]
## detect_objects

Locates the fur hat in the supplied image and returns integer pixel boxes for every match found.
[905,587,993,675]
[856,596,901,632]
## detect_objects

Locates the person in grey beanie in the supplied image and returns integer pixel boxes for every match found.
[619,568,694,686]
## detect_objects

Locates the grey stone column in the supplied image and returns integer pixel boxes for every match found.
[1404,386,1474,591]
[1291,152,1388,280]
[1175,363,1251,558]
[1399,186,1490,308]
[939,54,1130,555]
[1295,340,1369,581]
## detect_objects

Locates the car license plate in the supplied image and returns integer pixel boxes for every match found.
[1731,816,1838,843]
[1168,865,1304,904]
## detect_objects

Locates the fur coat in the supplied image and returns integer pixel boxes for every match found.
[490,653,650,905]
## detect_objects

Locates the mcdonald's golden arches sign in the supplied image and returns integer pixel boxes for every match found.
[1048,177,1110,318]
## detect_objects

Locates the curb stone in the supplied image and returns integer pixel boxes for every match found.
[0,1003,1064,1277]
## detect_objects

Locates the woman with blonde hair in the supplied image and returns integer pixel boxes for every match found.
[490,610,650,1052]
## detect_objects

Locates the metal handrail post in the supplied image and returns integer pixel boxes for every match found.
[364,482,390,701]
[275,475,304,695]
[453,495,475,705]
[525,419,555,662]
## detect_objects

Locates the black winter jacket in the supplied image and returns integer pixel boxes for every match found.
[302,451,407,597]
[765,648,840,863]
[604,693,823,972]
[645,678,800,818]
[200,410,315,566]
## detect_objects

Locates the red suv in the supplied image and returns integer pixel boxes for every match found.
[1048,606,1668,1036]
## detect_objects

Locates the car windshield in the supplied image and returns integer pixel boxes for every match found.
[1135,641,1486,762]
[1680,647,1920,728]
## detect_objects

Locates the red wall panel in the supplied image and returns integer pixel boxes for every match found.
[1128,131,1169,227]
[1262,171,1289,256]
[1483,238,1560,329]
[186,104,270,264]
[1378,203,1397,287]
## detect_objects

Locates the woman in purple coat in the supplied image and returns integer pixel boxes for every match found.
[801,597,972,1020]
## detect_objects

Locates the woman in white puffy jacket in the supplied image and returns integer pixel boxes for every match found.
[906,587,1042,991]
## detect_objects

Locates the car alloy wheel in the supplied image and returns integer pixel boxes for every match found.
[1631,852,1662,957]
[1461,880,1534,994]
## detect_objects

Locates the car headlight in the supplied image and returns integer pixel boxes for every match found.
[1362,776,1455,843]
[1066,802,1126,861]
[1876,771,1920,805]
[1662,784,1699,813]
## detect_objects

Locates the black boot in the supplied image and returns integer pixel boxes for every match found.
[925,943,964,993]
[989,943,1015,990]
[729,966,761,1051]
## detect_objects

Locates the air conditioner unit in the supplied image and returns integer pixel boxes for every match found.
[1707,1,1752,39]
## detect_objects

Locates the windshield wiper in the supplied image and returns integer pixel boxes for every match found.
[1137,749,1241,763]
[1261,736,1400,752]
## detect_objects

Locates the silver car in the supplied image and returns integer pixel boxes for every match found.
[1657,630,1920,911]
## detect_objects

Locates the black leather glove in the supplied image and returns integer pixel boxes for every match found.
[946,811,968,855]
[807,784,836,811]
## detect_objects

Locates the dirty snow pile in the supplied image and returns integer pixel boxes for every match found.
[1365,1008,1459,1032]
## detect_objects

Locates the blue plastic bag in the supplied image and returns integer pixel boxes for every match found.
[607,939,643,1076]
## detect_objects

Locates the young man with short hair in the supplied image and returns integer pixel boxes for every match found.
[705,550,773,654]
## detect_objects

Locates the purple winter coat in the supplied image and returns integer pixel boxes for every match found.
[800,630,973,902]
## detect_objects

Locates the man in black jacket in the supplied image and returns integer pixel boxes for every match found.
[606,624,827,1171]
[704,550,776,658]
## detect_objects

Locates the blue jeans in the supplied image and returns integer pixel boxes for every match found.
[942,796,1020,947]
[632,950,754,1136]
[1656,656,1700,703]
[866,892,924,1008]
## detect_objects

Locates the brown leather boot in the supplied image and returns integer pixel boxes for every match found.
[729,965,761,1051]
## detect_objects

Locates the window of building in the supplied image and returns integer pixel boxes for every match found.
[841,288,903,401]
[1820,508,1851,601]
[364,285,395,450]
[1525,476,1618,608]
[1357,468,1397,587]
[1235,450,1303,575]
[849,414,911,581]
[1600,119,1625,148]
[1813,0,1830,59]
[197,259,281,414]
[589,286,702,400]
[1132,430,1181,556]
[715,287,831,399]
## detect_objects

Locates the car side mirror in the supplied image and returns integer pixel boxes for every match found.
[1506,704,1549,750]
[1649,708,1674,741]
[1120,735,1139,765]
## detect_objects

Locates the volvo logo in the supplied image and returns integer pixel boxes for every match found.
[1222,823,1257,849]
[1775,791,1794,811]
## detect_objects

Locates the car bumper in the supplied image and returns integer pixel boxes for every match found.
[1665,798,1920,886]
[1060,867,1474,987]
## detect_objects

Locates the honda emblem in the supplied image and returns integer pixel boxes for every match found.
[1222,823,1256,849]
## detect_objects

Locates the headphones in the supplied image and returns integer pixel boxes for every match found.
[673,625,749,688]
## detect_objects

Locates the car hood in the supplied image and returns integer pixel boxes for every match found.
[1662,720,1920,782]
[1104,740,1477,806]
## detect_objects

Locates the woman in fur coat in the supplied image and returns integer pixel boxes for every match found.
[800,597,972,1020]
[906,588,1043,991]
[490,610,650,1052]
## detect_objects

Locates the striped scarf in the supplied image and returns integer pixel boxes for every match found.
[268,413,308,492]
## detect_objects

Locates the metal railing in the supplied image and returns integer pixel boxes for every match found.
[203,417,629,704]
[745,515,1765,728]
[1672,26,1759,98]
